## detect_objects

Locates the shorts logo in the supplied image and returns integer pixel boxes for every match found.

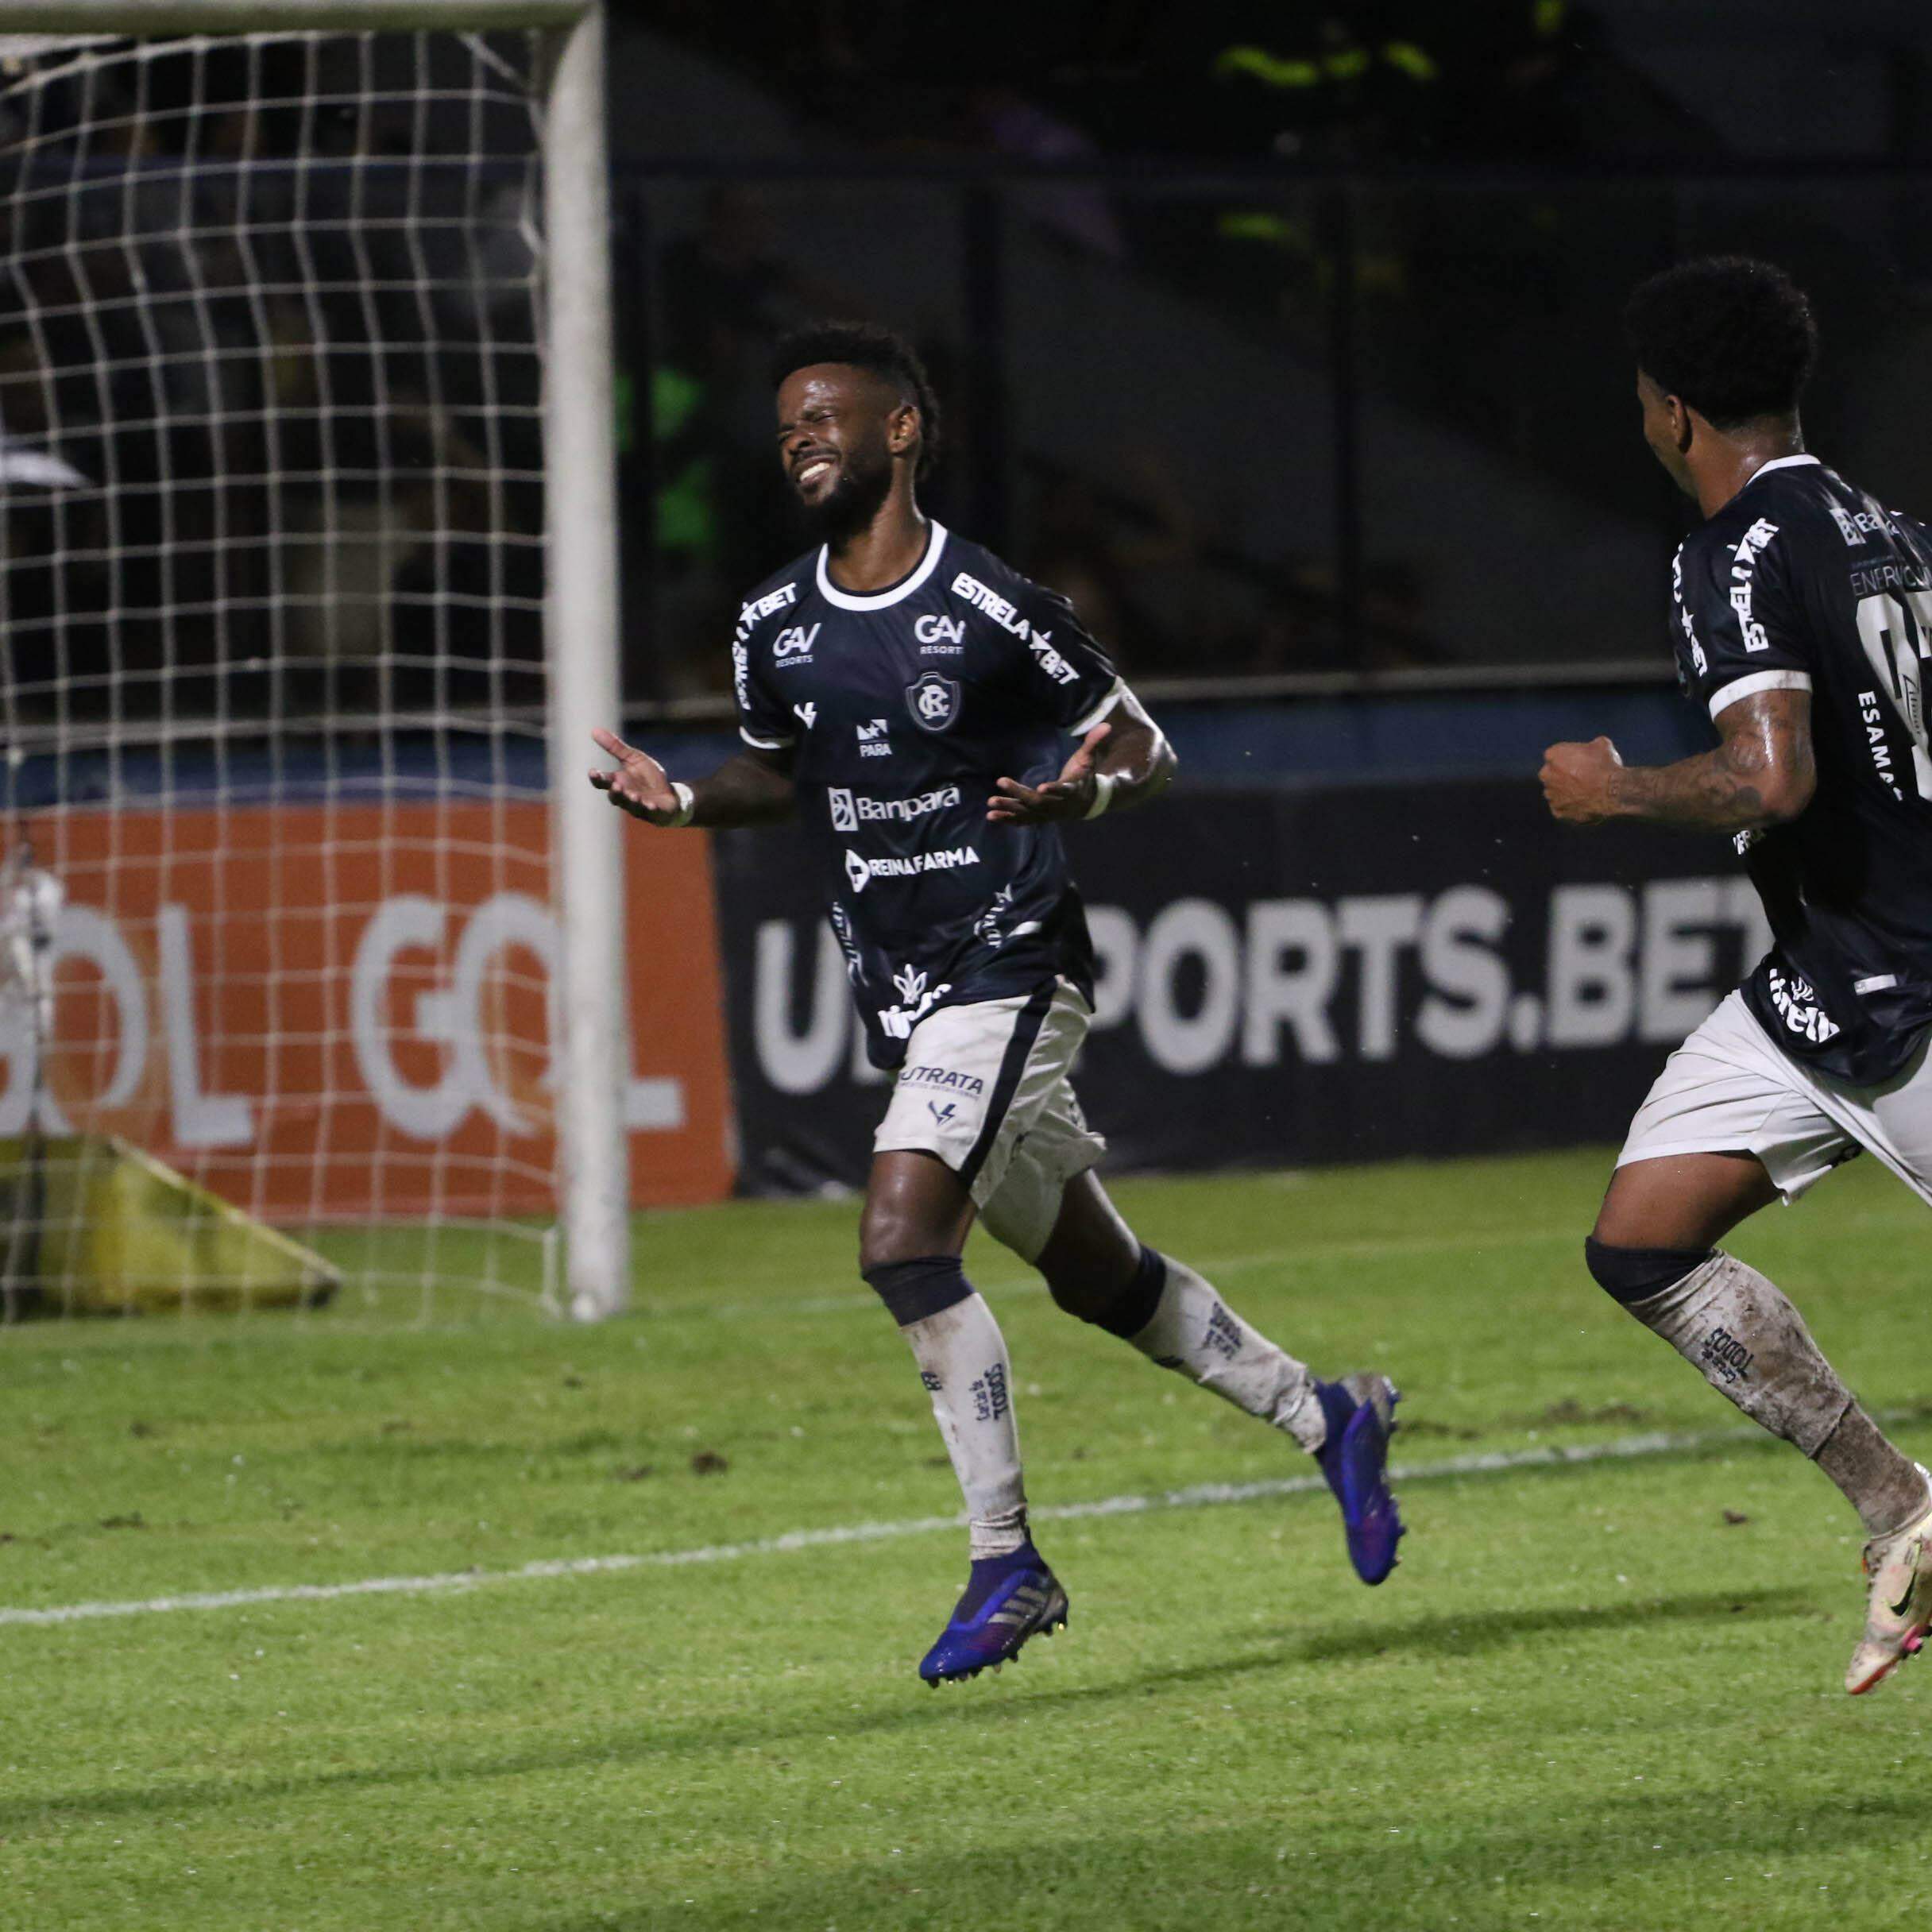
[928,1099,959,1126]
[829,786,857,832]
[906,670,960,733]
[898,1065,986,1097]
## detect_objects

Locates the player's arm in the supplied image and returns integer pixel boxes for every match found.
[589,727,795,829]
[1540,688,1815,832]
[988,687,1175,826]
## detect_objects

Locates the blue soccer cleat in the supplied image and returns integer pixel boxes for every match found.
[1312,1373,1405,1585]
[918,1545,1069,1686]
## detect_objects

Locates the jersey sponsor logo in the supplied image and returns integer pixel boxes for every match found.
[914,614,966,650]
[737,582,798,632]
[879,963,950,1040]
[772,621,820,664]
[732,638,753,710]
[829,901,865,985]
[1728,518,1779,653]
[1860,689,1904,802]
[898,1063,987,1097]
[949,569,1077,682]
[1026,629,1080,686]
[828,783,961,831]
[856,717,892,759]
[1765,964,1841,1045]
[1832,503,1893,549]
[906,670,960,732]
[843,844,980,893]
[1671,548,1706,676]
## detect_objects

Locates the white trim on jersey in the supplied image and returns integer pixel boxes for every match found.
[814,520,949,611]
[1709,667,1812,720]
[1069,674,1127,737]
[1745,454,1822,486]
[740,724,795,751]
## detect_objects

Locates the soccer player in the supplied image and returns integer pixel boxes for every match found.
[592,323,1402,1684]
[1541,257,1932,1694]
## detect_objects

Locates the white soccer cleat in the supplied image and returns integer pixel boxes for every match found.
[1845,1466,1932,1696]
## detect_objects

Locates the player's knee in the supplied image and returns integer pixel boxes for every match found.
[1050,1242,1168,1339]
[862,1254,972,1327]
[1583,1235,1714,1307]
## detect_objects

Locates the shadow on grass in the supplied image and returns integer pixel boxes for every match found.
[0,1586,1813,1833]
[537,1781,1932,1932]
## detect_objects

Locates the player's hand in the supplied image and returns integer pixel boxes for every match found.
[589,727,684,825]
[1540,736,1625,825]
[987,724,1111,825]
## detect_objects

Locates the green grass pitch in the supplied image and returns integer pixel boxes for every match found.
[6,1145,1932,1930]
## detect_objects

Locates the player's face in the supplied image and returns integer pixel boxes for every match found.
[775,365,899,519]
[1636,369,1694,497]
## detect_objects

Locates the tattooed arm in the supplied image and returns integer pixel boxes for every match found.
[1540,689,1816,832]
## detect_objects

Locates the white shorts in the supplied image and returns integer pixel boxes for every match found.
[1619,987,1932,1206]
[874,980,1107,1262]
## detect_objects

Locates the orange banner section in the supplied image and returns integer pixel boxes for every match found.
[5,802,732,1218]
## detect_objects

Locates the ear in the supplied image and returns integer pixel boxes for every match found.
[887,402,919,460]
[1666,395,1694,454]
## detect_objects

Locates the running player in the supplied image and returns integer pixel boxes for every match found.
[593,323,1402,1685]
[1541,257,1932,1694]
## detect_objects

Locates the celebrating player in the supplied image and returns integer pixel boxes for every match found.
[593,323,1402,1684]
[1541,257,1932,1694]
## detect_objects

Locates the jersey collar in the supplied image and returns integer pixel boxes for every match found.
[815,520,949,612]
[1745,453,1822,487]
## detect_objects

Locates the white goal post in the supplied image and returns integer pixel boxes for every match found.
[0,0,632,1320]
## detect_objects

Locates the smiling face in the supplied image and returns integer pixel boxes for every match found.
[774,362,916,540]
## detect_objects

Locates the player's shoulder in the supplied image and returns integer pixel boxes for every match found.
[732,549,819,642]
[939,532,1077,628]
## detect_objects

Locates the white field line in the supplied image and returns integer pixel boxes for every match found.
[0,1421,1764,1630]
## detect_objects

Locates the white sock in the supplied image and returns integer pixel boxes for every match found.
[1129,1255,1326,1451]
[900,1292,1029,1559]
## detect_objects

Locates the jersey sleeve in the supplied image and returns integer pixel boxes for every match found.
[1007,576,1125,733]
[1674,517,1813,723]
[731,624,794,752]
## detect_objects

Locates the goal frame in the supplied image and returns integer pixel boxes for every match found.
[0,0,633,1320]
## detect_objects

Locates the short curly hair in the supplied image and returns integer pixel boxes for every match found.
[770,322,942,477]
[1624,257,1818,429]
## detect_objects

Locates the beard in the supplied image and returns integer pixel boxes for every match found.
[795,446,894,545]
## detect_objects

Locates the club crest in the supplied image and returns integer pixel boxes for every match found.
[905,670,960,734]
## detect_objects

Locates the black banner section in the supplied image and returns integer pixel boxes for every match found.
[712,781,1771,1192]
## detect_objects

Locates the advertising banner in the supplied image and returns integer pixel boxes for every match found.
[3,802,733,1218]
[714,780,1774,1191]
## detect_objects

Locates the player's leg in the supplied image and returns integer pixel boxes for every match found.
[982,1142,1403,1583]
[864,988,1080,1683]
[858,1148,1029,1567]
[1590,991,1932,1690]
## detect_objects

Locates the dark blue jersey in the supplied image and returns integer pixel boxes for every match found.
[1671,454,1932,1083]
[732,521,1123,1068]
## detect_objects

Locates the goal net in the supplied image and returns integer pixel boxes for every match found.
[0,8,635,1320]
